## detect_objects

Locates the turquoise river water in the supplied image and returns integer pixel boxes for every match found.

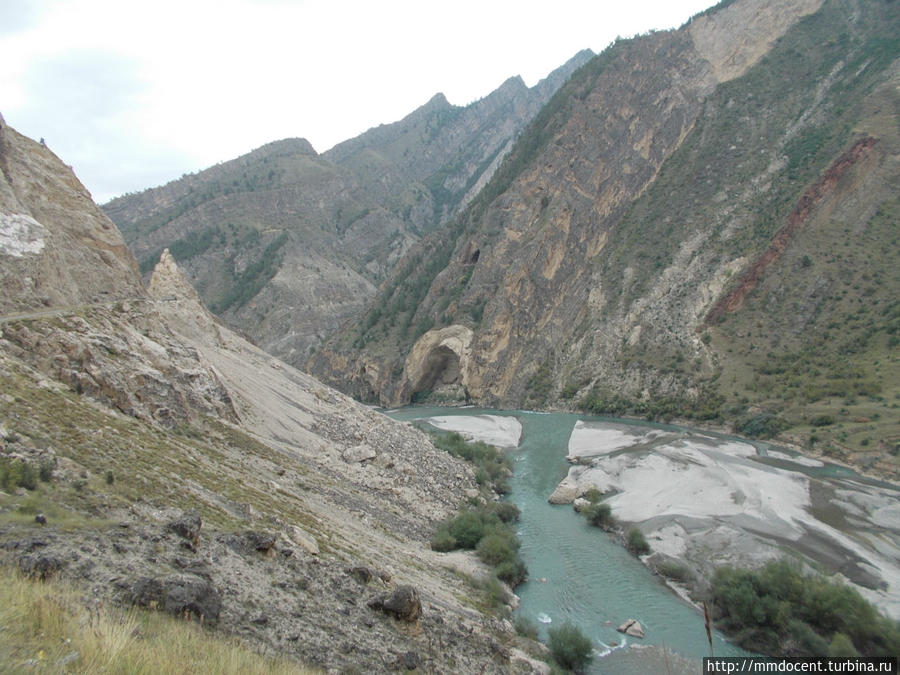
[387,406,759,674]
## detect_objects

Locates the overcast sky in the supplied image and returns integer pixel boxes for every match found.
[1,0,716,203]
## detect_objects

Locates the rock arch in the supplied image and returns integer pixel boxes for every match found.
[404,325,473,402]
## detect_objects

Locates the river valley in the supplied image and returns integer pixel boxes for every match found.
[386,407,900,673]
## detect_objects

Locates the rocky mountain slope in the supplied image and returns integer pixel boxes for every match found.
[102,51,592,368]
[312,0,899,479]
[0,120,544,672]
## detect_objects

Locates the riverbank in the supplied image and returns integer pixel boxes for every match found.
[552,421,900,621]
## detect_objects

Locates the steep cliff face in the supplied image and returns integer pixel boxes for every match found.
[103,50,592,367]
[313,0,898,473]
[0,119,143,313]
[0,124,535,672]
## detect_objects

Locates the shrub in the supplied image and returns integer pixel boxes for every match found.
[430,528,457,552]
[710,560,900,657]
[582,501,616,529]
[736,412,789,439]
[828,633,858,657]
[582,487,603,504]
[447,511,487,549]
[514,615,539,640]
[477,533,517,567]
[810,414,835,427]
[548,621,593,672]
[0,458,37,492]
[626,528,650,556]
[490,501,520,523]
[495,559,528,587]
[38,460,54,483]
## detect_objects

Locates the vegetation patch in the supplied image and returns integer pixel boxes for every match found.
[547,621,594,672]
[710,559,900,657]
[427,431,526,588]
[578,384,725,423]
[0,565,311,674]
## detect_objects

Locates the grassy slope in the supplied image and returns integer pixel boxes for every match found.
[0,355,331,549]
[0,566,314,674]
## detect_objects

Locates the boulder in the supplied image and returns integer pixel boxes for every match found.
[369,585,422,622]
[225,531,277,557]
[167,510,202,545]
[348,565,377,584]
[342,444,376,463]
[285,525,319,556]
[617,619,645,638]
[17,553,64,580]
[131,573,222,623]
[573,497,590,512]
[547,481,579,504]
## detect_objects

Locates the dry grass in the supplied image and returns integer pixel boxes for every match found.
[0,566,317,674]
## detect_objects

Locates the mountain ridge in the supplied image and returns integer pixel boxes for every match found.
[103,49,593,368]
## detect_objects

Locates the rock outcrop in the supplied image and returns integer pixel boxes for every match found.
[0,117,143,314]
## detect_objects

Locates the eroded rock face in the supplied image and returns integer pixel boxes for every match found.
[0,119,144,315]
[402,325,473,404]
[0,304,238,426]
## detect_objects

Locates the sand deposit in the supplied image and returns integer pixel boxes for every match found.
[553,423,900,620]
[424,414,522,449]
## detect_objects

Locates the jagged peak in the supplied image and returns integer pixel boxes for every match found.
[148,248,204,304]
[148,248,221,342]
[425,92,451,108]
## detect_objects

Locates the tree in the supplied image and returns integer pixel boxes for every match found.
[548,621,593,672]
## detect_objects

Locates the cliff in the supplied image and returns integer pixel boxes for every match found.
[312,0,899,477]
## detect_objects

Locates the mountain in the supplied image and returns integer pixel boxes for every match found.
[0,119,543,672]
[0,118,143,313]
[102,50,592,367]
[311,0,899,479]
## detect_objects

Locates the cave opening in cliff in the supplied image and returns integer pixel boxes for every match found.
[412,345,462,396]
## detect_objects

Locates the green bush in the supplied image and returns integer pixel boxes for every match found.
[582,501,616,529]
[810,414,835,427]
[428,432,528,588]
[548,621,593,672]
[447,511,487,549]
[735,412,789,439]
[38,460,54,483]
[514,615,539,640]
[828,633,859,657]
[582,487,602,504]
[710,560,900,656]
[0,458,37,492]
[490,501,521,523]
[495,559,528,587]
[626,528,650,556]
[477,533,517,566]
[430,528,457,552]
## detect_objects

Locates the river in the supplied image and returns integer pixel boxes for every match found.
[387,407,757,673]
